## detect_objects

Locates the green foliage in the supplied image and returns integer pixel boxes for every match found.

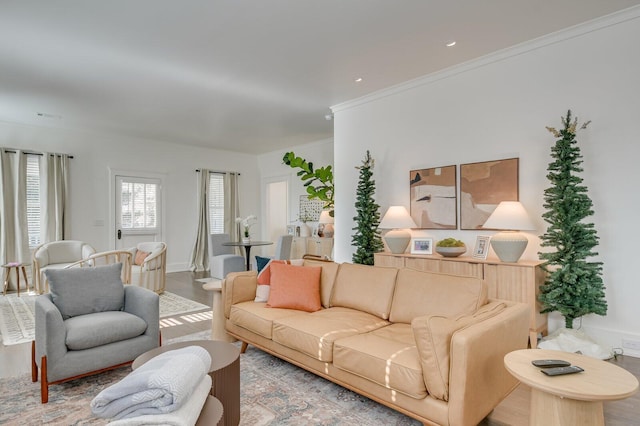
[538,110,607,329]
[283,151,334,213]
[436,238,465,247]
[351,151,384,265]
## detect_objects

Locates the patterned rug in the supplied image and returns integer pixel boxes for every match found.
[0,331,419,425]
[0,291,209,345]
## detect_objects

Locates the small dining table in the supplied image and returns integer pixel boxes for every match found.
[221,240,273,271]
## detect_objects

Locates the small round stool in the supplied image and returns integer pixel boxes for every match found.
[2,262,31,296]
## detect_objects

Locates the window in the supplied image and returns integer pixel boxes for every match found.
[26,155,41,248]
[120,181,157,230]
[208,173,224,233]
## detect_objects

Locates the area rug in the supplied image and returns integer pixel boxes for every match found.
[0,291,209,346]
[0,331,419,425]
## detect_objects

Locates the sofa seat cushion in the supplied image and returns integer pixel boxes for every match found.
[65,311,148,351]
[333,323,426,399]
[272,307,390,362]
[229,301,307,339]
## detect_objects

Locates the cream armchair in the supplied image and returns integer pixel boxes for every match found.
[128,242,167,294]
[32,240,96,293]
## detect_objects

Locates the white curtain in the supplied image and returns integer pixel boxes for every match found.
[225,172,241,241]
[0,149,30,268]
[42,153,70,241]
[189,170,241,272]
[189,169,210,272]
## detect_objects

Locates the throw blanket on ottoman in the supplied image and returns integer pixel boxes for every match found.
[91,346,211,420]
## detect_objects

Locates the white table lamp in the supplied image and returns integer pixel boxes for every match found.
[483,201,535,263]
[379,206,417,254]
[318,210,334,237]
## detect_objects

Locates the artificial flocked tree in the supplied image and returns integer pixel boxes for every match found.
[351,151,384,265]
[538,110,607,329]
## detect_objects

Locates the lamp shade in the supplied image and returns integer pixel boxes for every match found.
[483,201,535,231]
[379,206,417,229]
[318,210,334,224]
[483,201,535,263]
[379,206,416,254]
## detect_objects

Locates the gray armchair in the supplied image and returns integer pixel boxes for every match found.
[31,263,160,403]
[208,234,246,279]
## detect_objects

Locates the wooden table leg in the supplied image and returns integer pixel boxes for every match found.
[15,267,20,296]
[20,266,30,293]
[530,388,604,426]
[2,268,8,296]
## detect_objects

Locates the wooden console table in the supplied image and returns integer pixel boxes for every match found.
[374,252,547,347]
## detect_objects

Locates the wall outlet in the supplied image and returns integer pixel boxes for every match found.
[622,338,640,351]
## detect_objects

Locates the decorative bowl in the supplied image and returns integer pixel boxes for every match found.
[435,246,467,257]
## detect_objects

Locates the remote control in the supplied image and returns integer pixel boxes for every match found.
[531,359,571,368]
[541,365,584,376]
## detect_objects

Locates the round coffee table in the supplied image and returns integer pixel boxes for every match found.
[133,340,240,426]
[504,349,639,426]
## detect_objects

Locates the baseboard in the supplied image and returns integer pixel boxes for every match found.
[167,262,191,273]
[581,326,640,359]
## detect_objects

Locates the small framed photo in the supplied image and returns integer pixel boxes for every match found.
[472,236,491,259]
[286,225,296,236]
[410,238,433,255]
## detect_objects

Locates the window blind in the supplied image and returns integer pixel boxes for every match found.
[208,173,224,233]
[26,155,41,247]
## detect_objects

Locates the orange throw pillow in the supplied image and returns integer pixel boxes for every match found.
[266,263,321,312]
[134,250,150,266]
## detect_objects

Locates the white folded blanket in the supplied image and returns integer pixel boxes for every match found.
[107,375,212,426]
[91,346,212,420]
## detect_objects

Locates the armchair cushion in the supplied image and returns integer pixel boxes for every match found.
[45,263,125,319]
[65,311,148,350]
[134,250,150,266]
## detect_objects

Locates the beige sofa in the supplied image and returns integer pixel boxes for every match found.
[223,260,530,426]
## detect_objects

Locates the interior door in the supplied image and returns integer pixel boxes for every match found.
[115,175,163,249]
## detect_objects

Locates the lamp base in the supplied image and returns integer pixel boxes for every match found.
[384,229,411,254]
[322,223,334,238]
[490,231,529,263]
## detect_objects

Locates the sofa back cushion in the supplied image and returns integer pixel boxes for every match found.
[330,263,398,320]
[389,268,488,323]
[303,259,340,308]
[45,263,125,319]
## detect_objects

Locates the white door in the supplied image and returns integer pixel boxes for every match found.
[115,175,163,249]
[264,178,289,257]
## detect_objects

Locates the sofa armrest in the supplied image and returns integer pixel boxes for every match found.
[222,271,257,318]
[447,301,529,426]
[34,295,67,366]
[124,286,160,342]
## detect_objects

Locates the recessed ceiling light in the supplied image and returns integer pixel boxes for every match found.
[446,41,457,47]
[355,77,363,83]
[36,112,62,119]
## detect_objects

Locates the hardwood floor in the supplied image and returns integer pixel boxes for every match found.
[1,271,638,424]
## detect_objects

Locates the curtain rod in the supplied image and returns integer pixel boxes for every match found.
[195,169,240,175]
[2,148,74,159]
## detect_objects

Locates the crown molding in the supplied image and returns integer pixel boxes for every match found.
[331,5,640,113]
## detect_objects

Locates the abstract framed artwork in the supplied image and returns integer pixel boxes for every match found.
[460,158,519,230]
[409,165,457,229]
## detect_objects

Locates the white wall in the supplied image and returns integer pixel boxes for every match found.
[0,121,260,272]
[257,138,334,234]
[332,9,640,355]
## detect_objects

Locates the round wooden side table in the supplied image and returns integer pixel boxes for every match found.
[203,279,236,342]
[504,349,639,426]
[133,340,240,426]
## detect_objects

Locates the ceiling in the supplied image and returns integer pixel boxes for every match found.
[2,1,639,154]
